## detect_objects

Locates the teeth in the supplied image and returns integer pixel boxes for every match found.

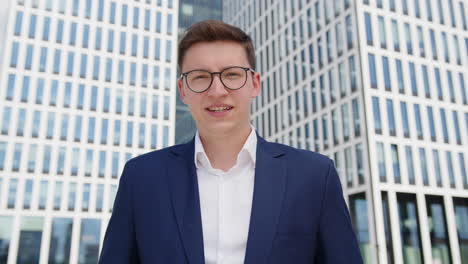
[208,106,232,112]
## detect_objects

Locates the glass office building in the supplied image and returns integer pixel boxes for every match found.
[224,0,468,263]
[0,0,178,263]
[175,0,222,144]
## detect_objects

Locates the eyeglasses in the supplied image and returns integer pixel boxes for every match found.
[179,66,255,93]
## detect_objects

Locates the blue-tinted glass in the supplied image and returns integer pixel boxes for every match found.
[105,58,112,82]
[53,181,63,208]
[73,0,79,16]
[378,16,386,48]
[434,68,443,100]
[111,152,119,178]
[368,54,377,88]
[69,23,77,45]
[95,27,102,50]
[126,121,133,147]
[346,15,353,49]
[39,47,47,72]
[155,12,161,32]
[74,116,82,141]
[448,0,456,27]
[98,0,104,21]
[121,4,128,26]
[46,112,55,139]
[49,218,73,264]
[101,119,108,144]
[426,0,433,21]
[437,0,444,24]
[85,0,91,18]
[113,120,121,145]
[166,40,172,62]
[31,111,40,138]
[16,109,26,136]
[454,36,461,66]
[372,97,382,134]
[119,32,126,54]
[116,90,123,114]
[419,148,429,185]
[93,57,100,80]
[35,78,44,104]
[142,64,148,87]
[143,37,149,59]
[426,196,452,264]
[461,2,467,30]
[167,14,173,34]
[98,151,106,177]
[28,15,37,38]
[153,66,160,89]
[43,145,51,173]
[439,109,449,144]
[414,104,423,139]
[68,183,76,210]
[60,114,69,140]
[442,33,449,62]
[14,11,23,36]
[164,96,170,120]
[103,88,110,112]
[405,146,415,184]
[139,123,145,148]
[154,38,161,60]
[164,68,171,91]
[77,84,85,109]
[131,34,137,56]
[110,2,116,23]
[168,0,173,8]
[151,124,158,149]
[382,57,390,90]
[25,44,33,70]
[13,143,22,171]
[90,86,97,111]
[6,74,15,100]
[96,184,104,211]
[42,17,50,41]
[377,142,386,182]
[452,111,461,145]
[446,151,455,187]
[130,63,136,86]
[82,25,89,48]
[459,154,467,188]
[417,26,424,57]
[402,0,408,14]
[133,7,139,28]
[7,179,18,208]
[17,216,43,263]
[387,99,396,136]
[163,126,169,148]
[50,80,58,106]
[140,94,147,117]
[82,183,90,210]
[391,20,399,51]
[400,102,409,137]
[107,30,114,52]
[429,30,437,60]
[1,107,11,135]
[447,71,455,103]
[64,82,71,107]
[404,23,412,55]
[352,99,360,137]
[152,94,159,118]
[0,142,6,170]
[422,66,430,98]
[118,61,124,84]
[432,150,442,186]
[88,117,95,143]
[10,42,19,68]
[67,52,74,76]
[71,148,79,175]
[53,49,61,74]
[349,193,371,260]
[427,106,436,141]
[145,10,150,31]
[80,54,87,78]
[56,20,64,43]
[409,63,417,96]
[391,144,400,183]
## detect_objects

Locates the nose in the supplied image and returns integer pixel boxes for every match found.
[207,74,228,96]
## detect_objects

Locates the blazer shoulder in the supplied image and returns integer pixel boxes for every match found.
[123,143,188,171]
[265,140,332,167]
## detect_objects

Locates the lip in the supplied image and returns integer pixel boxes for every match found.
[205,104,234,118]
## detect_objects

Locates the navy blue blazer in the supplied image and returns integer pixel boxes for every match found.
[98,135,363,264]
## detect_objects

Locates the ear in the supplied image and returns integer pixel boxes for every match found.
[177,78,187,104]
[250,72,261,98]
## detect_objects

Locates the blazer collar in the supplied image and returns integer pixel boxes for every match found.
[168,135,287,264]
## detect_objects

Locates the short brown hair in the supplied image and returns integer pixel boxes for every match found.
[178,20,256,70]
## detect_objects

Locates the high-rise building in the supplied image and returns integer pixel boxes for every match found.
[0,0,178,263]
[224,0,468,263]
[175,0,222,144]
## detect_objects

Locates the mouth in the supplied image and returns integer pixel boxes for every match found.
[206,106,234,112]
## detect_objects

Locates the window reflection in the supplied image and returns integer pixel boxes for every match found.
[426,196,451,264]
[397,193,423,264]
[49,218,73,264]
[78,219,101,264]
[453,198,468,263]
[17,216,44,264]
[349,193,371,263]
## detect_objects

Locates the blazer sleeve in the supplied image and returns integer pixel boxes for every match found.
[314,160,363,263]
[98,162,140,264]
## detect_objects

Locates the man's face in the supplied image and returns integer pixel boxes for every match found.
[178,41,261,136]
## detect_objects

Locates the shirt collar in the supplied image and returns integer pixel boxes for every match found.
[194,125,257,169]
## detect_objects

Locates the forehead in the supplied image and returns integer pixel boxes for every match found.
[181,41,250,72]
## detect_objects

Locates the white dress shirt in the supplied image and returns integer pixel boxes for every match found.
[194,127,257,264]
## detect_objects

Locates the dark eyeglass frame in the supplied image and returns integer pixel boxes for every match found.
[179,66,256,93]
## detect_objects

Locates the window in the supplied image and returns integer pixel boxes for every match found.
[154,38,161,60]
[52,182,63,210]
[453,111,461,145]
[78,219,101,263]
[145,10,150,31]
[57,147,65,175]
[130,63,136,86]
[453,198,468,258]
[372,97,382,134]
[447,71,455,103]
[90,86,98,111]
[387,99,396,136]
[440,109,449,143]
[430,30,437,60]
[101,119,108,144]
[46,112,55,139]
[20,76,29,102]
[420,148,429,185]
[67,52,74,76]
[74,116,82,142]
[87,117,96,143]
[397,193,423,263]
[377,142,386,182]
[28,15,37,39]
[38,181,48,209]
[155,12,162,33]
[432,150,442,187]
[417,26,425,57]
[118,60,124,84]
[113,120,121,145]
[352,99,360,137]
[442,33,449,63]
[39,47,47,72]
[53,49,61,74]
[69,23,77,46]
[110,2,116,23]
[435,68,443,100]
[378,16,386,49]
[409,63,417,96]
[381,192,394,263]
[133,7,139,29]
[119,32,126,55]
[405,146,415,184]
[82,183,90,211]
[382,57,391,91]
[368,54,377,88]
[14,11,23,36]
[402,0,409,14]
[400,102,410,137]
[68,182,76,210]
[446,151,455,187]
[391,144,400,183]
[24,44,34,70]
[111,152,119,178]
[42,145,51,173]
[96,184,104,212]
[6,74,15,100]
[7,179,18,208]
[98,151,106,177]
[42,17,50,41]
[346,15,353,49]
[95,28,102,50]
[107,30,114,52]
[92,57,100,80]
[60,114,69,140]
[31,111,40,138]
[105,58,112,82]
[79,54,87,78]
[0,142,6,170]
[49,217,73,262]
[426,0,433,21]
[10,42,19,68]
[365,13,373,46]
[167,14,173,34]
[459,154,467,188]
[77,84,85,109]
[404,23,412,54]
[391,20,400,51]
[126,121,133,147]
[151,124,158,149]
[98,0,104,21]
[27,144,37,173]
[56,20,64,43]
[166,40,172,62]
[163,126,169,148]
[427,106,436,141]
[103,88,110,112]
[139,123,145,148]
[422,66,430,98]
[414,104,423,139]
[121,4,128,26]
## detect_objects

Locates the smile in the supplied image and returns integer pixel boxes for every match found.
[206,106,233,112]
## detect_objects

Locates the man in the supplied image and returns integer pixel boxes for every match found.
[99,20,363,264]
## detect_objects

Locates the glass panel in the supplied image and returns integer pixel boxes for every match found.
[349,193,372,263]
[381,192,394,264]
[17,216,44,264]
[397,193,423,264]
[48,218,73,264]
[0,216,13,263]
[78,219,101,264]
[426,196,451,264]
[453,198,468,263]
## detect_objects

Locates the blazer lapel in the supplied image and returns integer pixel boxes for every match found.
[244,136,287,264]
[168,140,205,264]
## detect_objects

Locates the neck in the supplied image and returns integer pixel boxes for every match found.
[198,123,252,172]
